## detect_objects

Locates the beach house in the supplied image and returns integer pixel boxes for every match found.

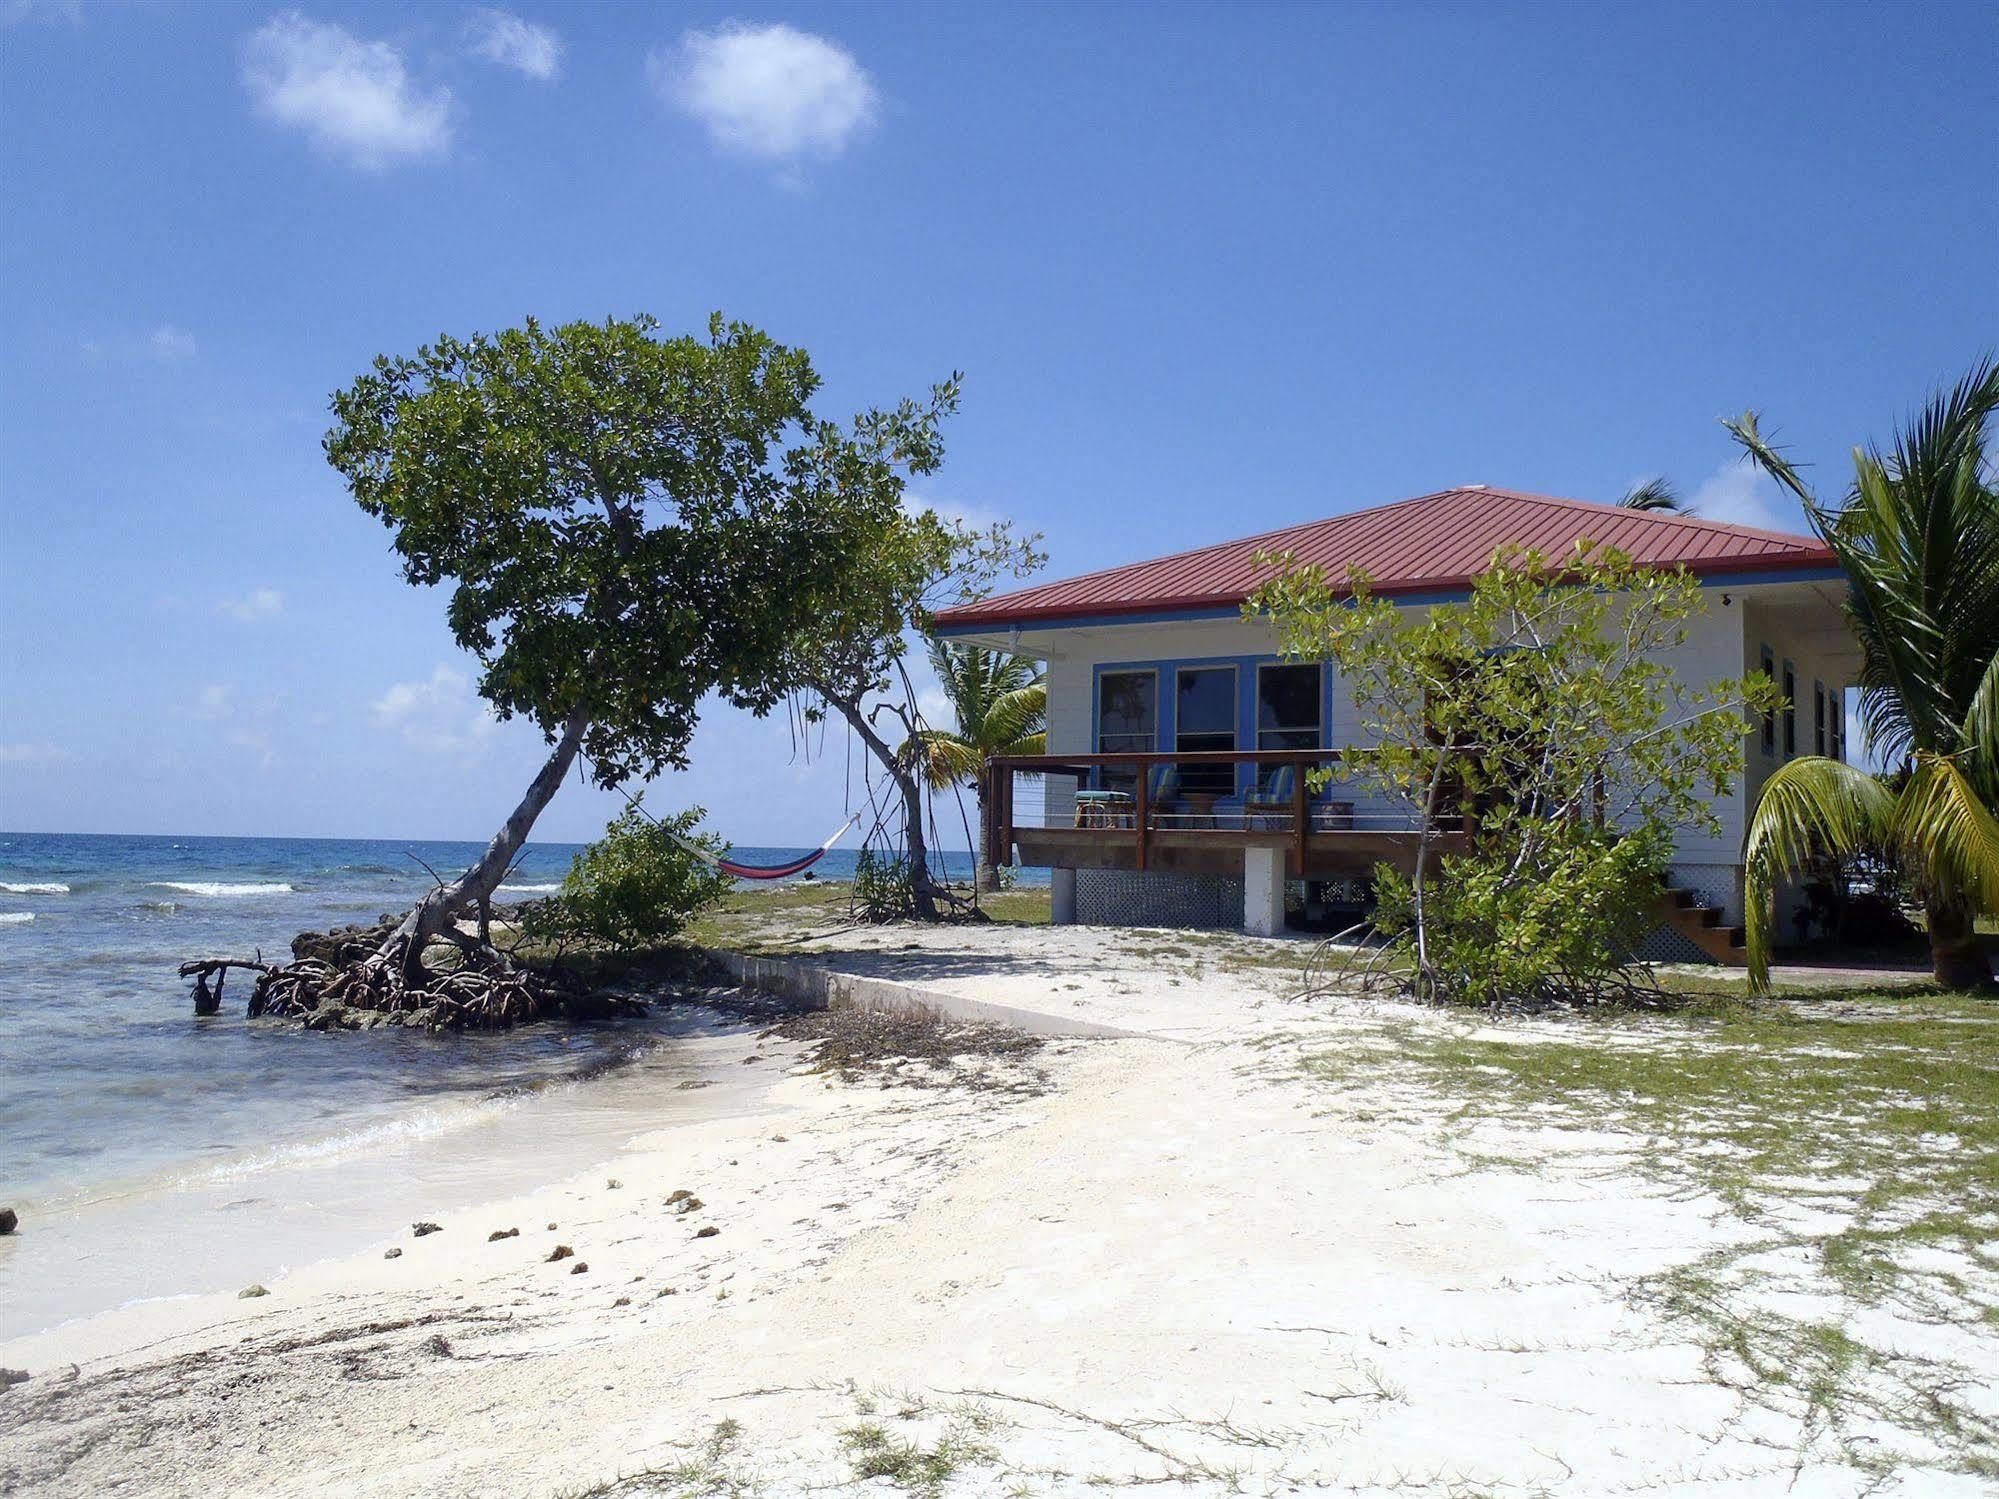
[932,486,1858,960]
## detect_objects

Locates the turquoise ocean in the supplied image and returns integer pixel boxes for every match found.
[0,831,1037,1334]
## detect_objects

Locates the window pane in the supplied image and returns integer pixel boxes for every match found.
[1098,672,1155,751]
[1258,664,1320,750]
[1177,668,1235,738]
[1261,727,1317,751]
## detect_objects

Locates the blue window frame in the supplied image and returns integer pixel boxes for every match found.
[1782,659,1797,757]
[1760,646,1776,754]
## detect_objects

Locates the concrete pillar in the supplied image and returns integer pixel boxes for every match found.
[1243,847,1285,937]
[1050,866,1078,925]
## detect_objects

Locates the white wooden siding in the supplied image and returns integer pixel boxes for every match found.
[1026,588,1797,875]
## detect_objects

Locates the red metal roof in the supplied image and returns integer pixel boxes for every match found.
[933,486,1838,629]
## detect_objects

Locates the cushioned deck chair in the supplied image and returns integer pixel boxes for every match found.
[1073,763,1183,829]
[1215,765,1300,830]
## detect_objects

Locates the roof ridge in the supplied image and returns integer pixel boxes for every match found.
[969,487,1506,601]
[1478,486,1823,549]
[942,485,1834,622]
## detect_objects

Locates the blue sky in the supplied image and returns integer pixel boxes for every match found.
[2,1,1993,844]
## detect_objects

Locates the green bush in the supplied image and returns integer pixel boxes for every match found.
[1373,824,1672,1008]
[1252,544,1778,1008]
[527,802,733,952]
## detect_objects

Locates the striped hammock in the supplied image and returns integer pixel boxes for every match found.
[668,814,859,881]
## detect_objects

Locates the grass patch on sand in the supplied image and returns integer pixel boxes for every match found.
[1305,988,1999,1479]
[569,1389,1007,1497]
[684,881,1050,952]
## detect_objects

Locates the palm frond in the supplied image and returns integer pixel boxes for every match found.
[918,637,1046,765]
[1959,649,1999,806]
[1618,478,1684,512]
[1743,757,1896,992]
[1900,752,1999,916]
[1722,410,1817,508]
[902,728,982,791]
[980,681,1047,749]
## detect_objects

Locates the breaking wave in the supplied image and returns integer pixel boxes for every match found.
[148,881,295,897]
[0,881,68,895]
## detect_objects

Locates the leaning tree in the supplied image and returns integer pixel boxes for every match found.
[188,313,896,1024]
[725,379,1043,919]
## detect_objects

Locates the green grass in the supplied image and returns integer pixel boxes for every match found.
[683,880,1051,952]
[1303,989,1999,1479]
[838,1407,1002,1497]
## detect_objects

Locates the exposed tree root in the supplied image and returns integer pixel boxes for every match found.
[180,923,644,1033]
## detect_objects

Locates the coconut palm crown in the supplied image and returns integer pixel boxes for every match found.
[1732,357,1999,992]
[900,638,1046,890]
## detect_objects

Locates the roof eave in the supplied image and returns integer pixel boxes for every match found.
[930,552,1842,632]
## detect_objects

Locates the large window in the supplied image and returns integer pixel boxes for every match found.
[1257,663,1321,750]
[1814,681,1827,756]
[1176,665,1237,795]
[1097,670,1156,755]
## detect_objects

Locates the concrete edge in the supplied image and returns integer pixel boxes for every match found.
[703,948,1148,1041]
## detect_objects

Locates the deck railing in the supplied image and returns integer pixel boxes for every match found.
[984,748,1466,875]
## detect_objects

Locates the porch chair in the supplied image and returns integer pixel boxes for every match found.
[1213,764,1299,831]
[1073,763,1184,829]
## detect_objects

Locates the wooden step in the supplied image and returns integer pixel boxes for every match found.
[1653,888,1747,966]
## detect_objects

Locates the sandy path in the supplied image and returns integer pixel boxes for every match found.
[1,958,1979,1497]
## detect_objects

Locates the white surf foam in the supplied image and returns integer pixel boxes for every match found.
[0,912,35,925]
[497,883,562,894]
[148,881,295,897]
[0,881,67,894]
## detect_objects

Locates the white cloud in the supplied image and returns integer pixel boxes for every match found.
[656,22,877,164]
[0,742,74,766]
[226,727,276,769]
[193,684,234,719]
[80,324,199,364]
[1687,458,1796,533]
[242,12,453,168]
[372,665,498,754]
[902,493,1006,532]
[466,8,561,80]
[217,586,284,621]
[149,324,198,359]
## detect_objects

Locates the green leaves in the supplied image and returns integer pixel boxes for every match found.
[1251,544,1769,1007]
[525,801,734,953]
[1743,757,1897,989]
[1735,358,1999,988]
[324,313,940,787]
[899,639,1047,791]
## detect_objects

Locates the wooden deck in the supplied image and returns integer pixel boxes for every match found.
[1010,824,1463,879]
[986,749,1470,881]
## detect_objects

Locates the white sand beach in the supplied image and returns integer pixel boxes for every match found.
[2,922,1990,1497]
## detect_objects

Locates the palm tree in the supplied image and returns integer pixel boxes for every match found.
[901,639,1046,892]
[1619,477,1687,512]
[1733,358,1999,992]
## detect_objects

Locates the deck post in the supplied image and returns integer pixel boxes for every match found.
[1243,846,1284,937]
[1291,766,1309,875]
[1134,761,1150,872]
[992,762,1013,870]
[1050,867,1077,925]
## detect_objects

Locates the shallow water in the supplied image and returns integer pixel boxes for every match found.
[0,830,1015,1336]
